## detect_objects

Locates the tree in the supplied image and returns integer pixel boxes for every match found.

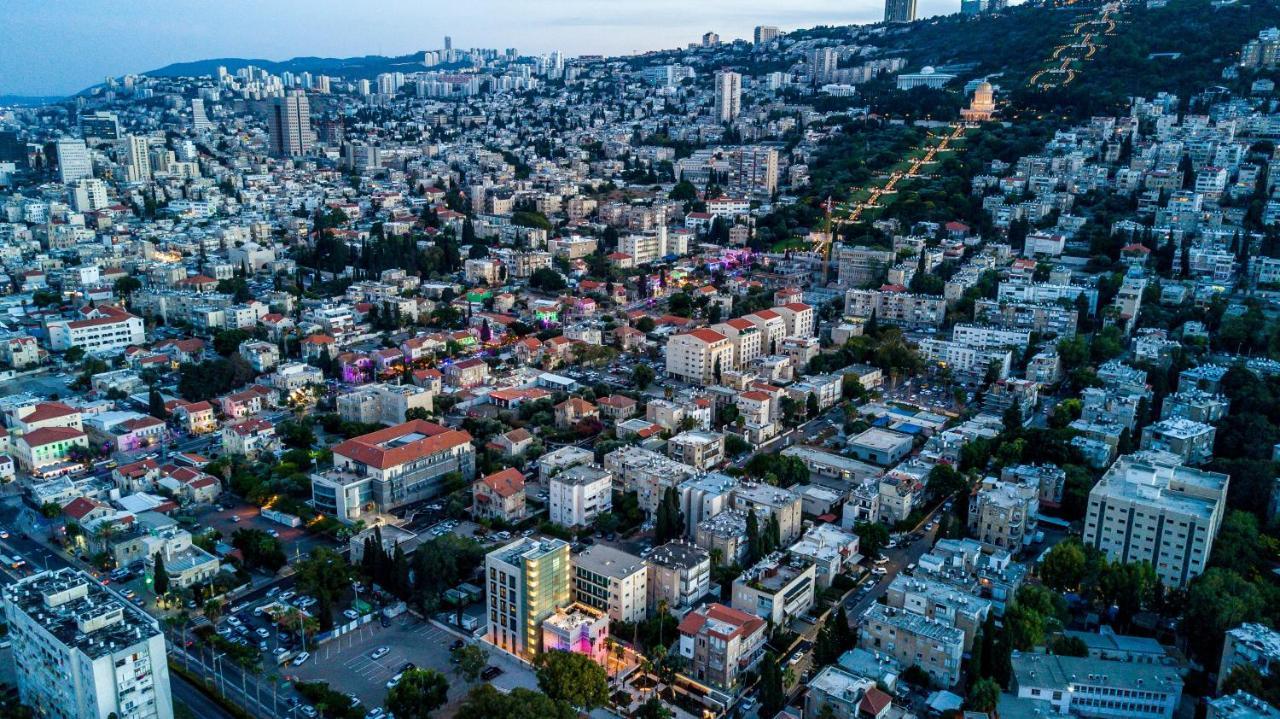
[454,685,575,719]
[634,697,673,719]
[114,276,142,298]
[966,677,1001,713]
[632,364,655,390]
[1048,635,1089,657]
[1039,539,1087,592]
[926,464,967,500]
[806,393,820,418]
[758,651,786,717]
[529,267,567,292]
[451,643,489,683]
[746,509,762,564]
[152,553,169,596]
[654,487,683,545]
[535,650,609,709]
[852,521,890,559]
[386,668,449,719]
[147,386,167,420]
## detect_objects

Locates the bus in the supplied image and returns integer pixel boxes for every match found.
[0,555,25,570]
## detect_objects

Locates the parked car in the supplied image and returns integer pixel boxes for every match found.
[292,652,310,665]
[370,646,390,660]
[386,672,404,689]
[481,666,503,680]
[343,609,360,620]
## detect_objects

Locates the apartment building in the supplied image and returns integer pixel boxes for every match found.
[677,603,767,690]
[1083,454,1229,587]
[647,540,712,613]
[1009,653,1182,719]
[968,477,1038,550]
[666,329,734,386]
[543,462,612,526]
[848,427,915,466]
[710,319,763,369]
[572,544,648,623]
[860,603,964,687]
[884,574,992,651]
[311,419,476,523]
[1160,389,1230,424]
[1219,623,1280,692]
[743,310,787,355]
[2,568,174,719]
[732,482,804,544]
[997,280,1098,314]
[805,666,897,719]
[973,298,1079,337]
[472,467,527,523]
[1140,417,1216,465]
[773,302,816,338]
[336,383,434,426]
[950,323,1033,351]
[485,537,572,660]
[837,246,896,288]
[15,426,89,472]
[667,430,725,470]
[731,555,817,626]
[844,289,947,329]
[695,509,751,566]
[46,306,146,353]
[915,338,1012,381]
[604,445,698,516]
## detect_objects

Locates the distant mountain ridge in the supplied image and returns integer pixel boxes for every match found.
[138,51,452,82]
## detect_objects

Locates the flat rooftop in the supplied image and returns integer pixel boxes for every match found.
[2,568,162,660]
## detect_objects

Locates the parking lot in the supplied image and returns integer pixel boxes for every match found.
[197,502,328,560]
[287,612,538,713]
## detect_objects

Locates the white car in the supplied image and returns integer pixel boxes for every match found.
[292,652,310,665]
[871,566,888,576]
[344,609,360,620]
[227,617,242,627]
[386,672,404,689]
[370,646,390,660]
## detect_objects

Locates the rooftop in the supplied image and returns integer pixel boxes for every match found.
[573,544,646,579]
[1010,652,1182,694]
[2,568,162,660]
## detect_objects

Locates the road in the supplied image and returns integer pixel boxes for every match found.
[170,671,237,719]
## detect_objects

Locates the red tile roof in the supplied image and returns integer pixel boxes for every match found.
[22,426,86,447]
[333,419,472,470]
[480,468,526,498]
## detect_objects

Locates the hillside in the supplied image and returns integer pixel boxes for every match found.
[137,51,453,82]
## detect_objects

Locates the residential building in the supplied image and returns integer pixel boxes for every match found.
[267,90,314,157]
[666,329,734,386]
[1140,417,1216,465]
[647,540,712,613]
[805,666,900,719]
[1207,693,1280,719]
[732,482,804,544]
[731,554,817,626]
[2,568,173,719]
[472,467,527,523]
[1219,623,1280,692]
[1083,454,1229,587]
[860,603,964,687]
[885,0,917,22]
[677,603,767,690]
[336,383,434,426]
[967,477,1038,549]
[485,537,572,660]
[713,71,742,122]
[884,574,991,650]
[549,464,612,528]
[573,544,648,623]
[667,431,725,470]
[15,427,89,472]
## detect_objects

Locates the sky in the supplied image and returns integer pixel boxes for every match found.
[1,0,964,97]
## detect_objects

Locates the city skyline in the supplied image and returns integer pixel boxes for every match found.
[4,0,972,96]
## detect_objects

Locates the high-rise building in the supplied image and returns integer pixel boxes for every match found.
[702,31,720,47]
[266,90,314,157]
[0,131,25,165]
[80,111,120,141]
[2,568,174,719]
[122,135,152,182]
[444,35,452,50]
[1083,454,1228,587]
[71,178,109,212]
[485,537,571,660]
[884,0,918,23]
[810,47,838,84]
[55,138,93,183]
[190,98,212,133]
[753,25,780,46]
[713,70,742,122]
